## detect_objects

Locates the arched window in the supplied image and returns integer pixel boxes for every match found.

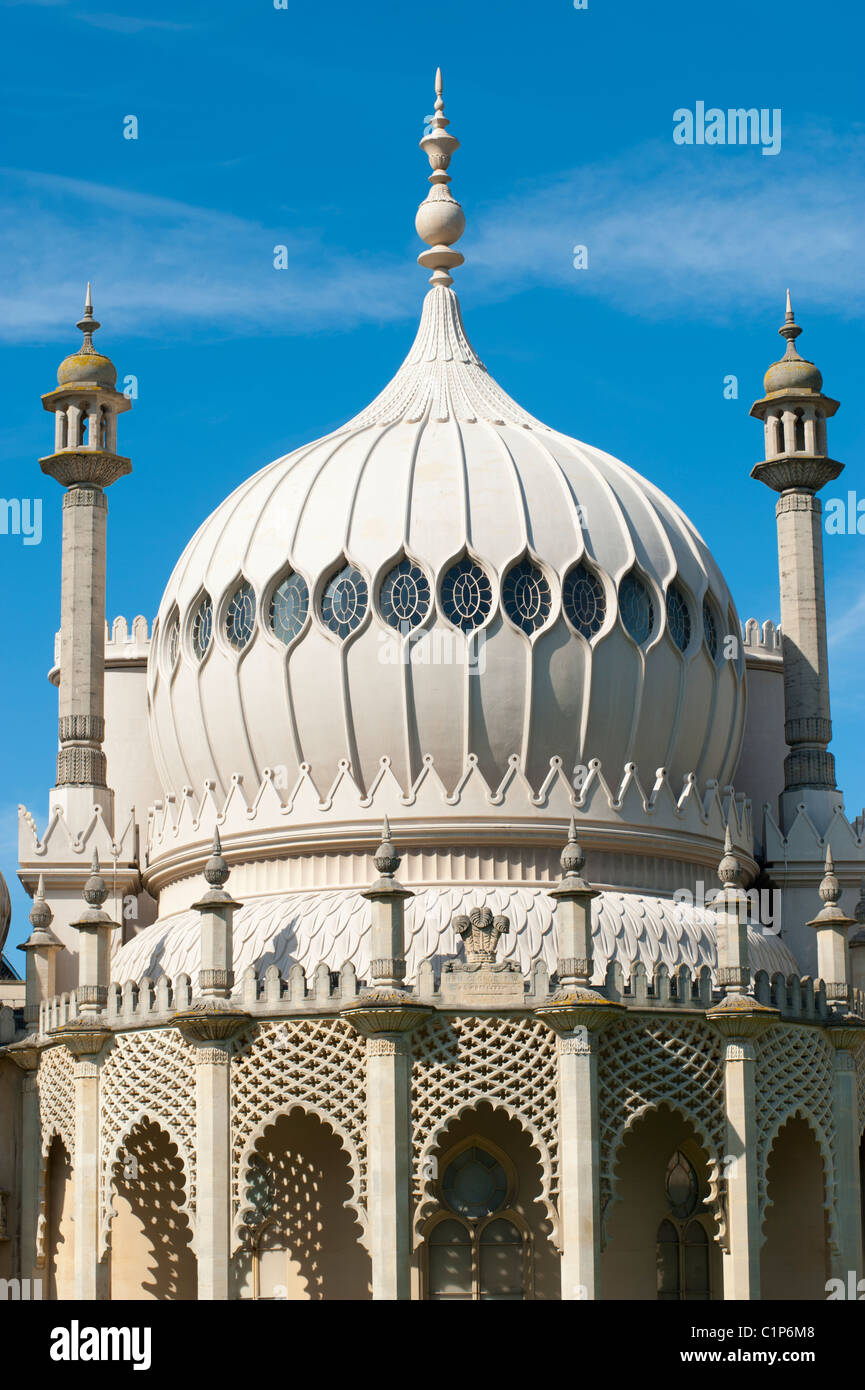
[702,596,719,660]
[270,571,309,645]
[379,558,430,631]
[562,561,606,639]
[666,583,691,652]
[320,563,368,639]
[226,581,256,651]
[794,410,806,452]
[656,1150,711,1301]
[423,1140,531,1300]
[619,571,654,645]
[191,593,213,660]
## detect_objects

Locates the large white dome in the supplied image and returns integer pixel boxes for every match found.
[147,285,745,831]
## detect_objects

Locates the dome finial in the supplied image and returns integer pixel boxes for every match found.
[76,282,101,352]
[415,69,465,289]
[778,287,803,357]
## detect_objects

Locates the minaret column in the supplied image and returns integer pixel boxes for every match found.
[750,292,844,833]
[39,286,132,825]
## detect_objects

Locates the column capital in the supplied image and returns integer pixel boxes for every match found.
[706,993,778,1042]
[535,985,625,1037]
[342,989,432,1038]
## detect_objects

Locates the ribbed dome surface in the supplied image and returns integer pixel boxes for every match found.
[0,871,10,954]
[147,285,745,818]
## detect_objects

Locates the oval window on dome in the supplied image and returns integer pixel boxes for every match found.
[563,562,606,639]
[166,617,180,670]
[321,563,368,639]
[191,594,213,661]
[619,571,654,645]
[702,596,719,660]
[666,583,692,652]
[502,558,551,635]
[379,558,431,631]
[441,557,493,632]
[269,571,309,645]
[225,581,256,651]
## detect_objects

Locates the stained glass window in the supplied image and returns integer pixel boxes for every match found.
[379,558,431,631]
[441,558,492,632]
[502,559,552,635]
[226,581,256,651]
[321,563,368,639]
[269,571,309,645]
[563,562,606,639]
[191,594,213,660]
[702,596,719,660]
[619,571,654,644]
[442,1147,508,1220]
[666,583,692,652]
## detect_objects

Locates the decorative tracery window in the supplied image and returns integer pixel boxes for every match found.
[423,1140,531,1301]
[269,571,309,645]
[619,571,654,645]
[379,558,431,631]
[702,596,719,661]
[656,1150,711,1301]
[502,559,551,635]
[320,563,368,639]
[166,617,180,670]
[666,583,692,652]
[226,581,256,651]
[441,558,493,633]
[191,594,213,660]
[562,561,606,639]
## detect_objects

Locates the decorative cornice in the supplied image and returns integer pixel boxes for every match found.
[706,993,779,1040]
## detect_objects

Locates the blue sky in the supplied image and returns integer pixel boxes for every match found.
[1,0,863,955]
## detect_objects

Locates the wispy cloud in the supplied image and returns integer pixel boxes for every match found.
[74,11,199,32]
[1,121,863,344]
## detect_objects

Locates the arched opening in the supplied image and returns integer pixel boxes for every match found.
[46,1136,74,1300]
[794,409,806,452]
[418,1103,559,1300]
[108,1118,196,1299]
[234,1108,370,1300]
[760,1116,829,1299]
[601,1105,720,1299]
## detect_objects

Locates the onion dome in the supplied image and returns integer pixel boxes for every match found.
[762,290,823,396]
[56,284,118,389]
[147,73,745,862]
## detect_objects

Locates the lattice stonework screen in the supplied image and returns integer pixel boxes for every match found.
[230,1019,368,1236]
[98,1028,198,1256]
[755,1024,836,1230]
[38,1044,76,1161]
[597,1017,726,1229]
[410,1014,559,1239]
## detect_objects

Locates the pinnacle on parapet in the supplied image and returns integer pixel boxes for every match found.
[83,850,109,908]
[29,874,54,931]
[717,825,744,888]
[373,816,400,878]
[818,844,841,907]
[560,815,586,878]
[416,69,465,288]
[204,827,230,889]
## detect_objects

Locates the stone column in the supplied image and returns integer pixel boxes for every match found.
[176,835,248,1301]
[72,1049,108,1299]
[362,817,412,989]
[707,995,778,1300]
[343,1001,429,1300]
[5,1045,41,1286]
[193,1039,233,1301]
[827,1025,865,1284]
[536,990,624,1300]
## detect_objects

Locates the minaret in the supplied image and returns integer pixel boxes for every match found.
[750,292,843,832]
[39,287,131,823]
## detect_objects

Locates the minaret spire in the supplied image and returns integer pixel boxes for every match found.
[39,291,132,818]
[415,68,465,288]
[749,295,843,833]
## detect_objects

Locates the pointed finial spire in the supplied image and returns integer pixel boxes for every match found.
[373,816,400,878]
[415,69,465,289]
[560,816,586,878]
[76,282,101,352]
[717,825,744,887]
[204,827,230,888]
[778,286,803,356]
[818,843,841,907]
[29,874,54,931]
[83,850,109,908]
